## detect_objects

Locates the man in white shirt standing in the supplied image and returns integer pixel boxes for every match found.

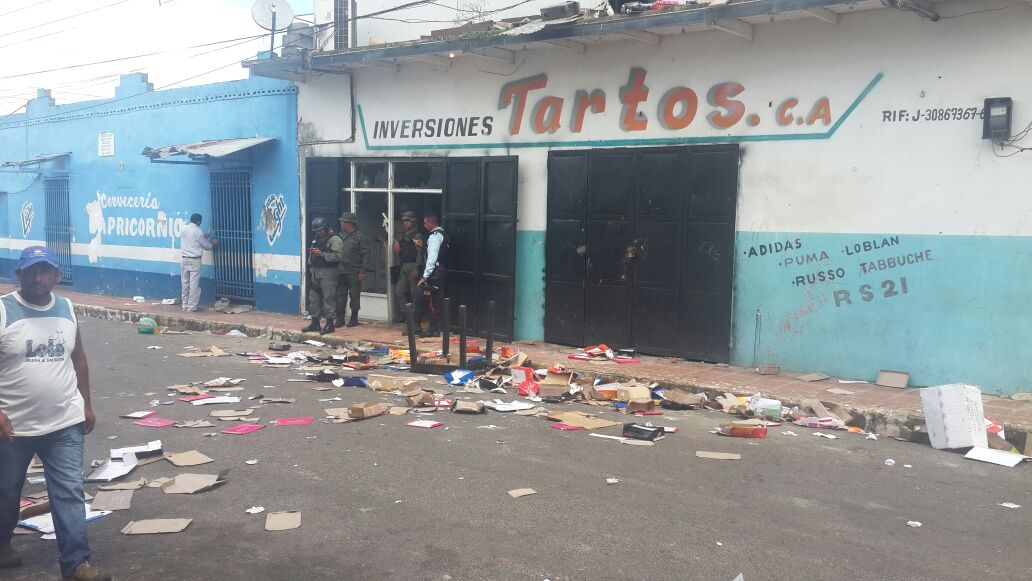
[0,246,110,581]
[180,213,218,312]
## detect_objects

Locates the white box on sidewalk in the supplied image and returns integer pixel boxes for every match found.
[920,384,987,450]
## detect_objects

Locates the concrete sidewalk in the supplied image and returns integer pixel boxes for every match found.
[6,283,1030,435]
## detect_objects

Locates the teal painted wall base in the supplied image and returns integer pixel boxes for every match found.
[514,230,545,340]
[731,231,1032,396]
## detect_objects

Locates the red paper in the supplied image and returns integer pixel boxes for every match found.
[133,417,175,428]
[19,499,33,508]
[275,416,314,426]
[179,394,214,402]
[433,400,452,408]
[613,358,640,365]
[662,426,680,433]
[119,410,157,419]
[634,411,663,416]
[223,424,265,435]
[550,423,586,431]
[516,381,539,397]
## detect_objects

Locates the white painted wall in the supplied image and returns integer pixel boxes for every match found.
[297,0,1032,237]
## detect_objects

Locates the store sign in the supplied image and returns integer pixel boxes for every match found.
[360,67,882,150]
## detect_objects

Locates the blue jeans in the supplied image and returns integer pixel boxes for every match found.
[0,424,91,576]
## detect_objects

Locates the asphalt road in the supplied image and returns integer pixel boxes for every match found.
[7,317,1031,580]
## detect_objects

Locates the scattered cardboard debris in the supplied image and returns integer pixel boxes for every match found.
[161,470,230,494]
[350,402,390,419]
[451,400,486,414]
[388,406,410,416]
[85,452,138,482]
[696,451,741,460]
[964,447,1024,468]
[265,511,301,531]
[876,370,910,389]
[98,478,147,491]
[756,365,780,375]
[620,439,654,447]
[209,409,255,419]
[546,411,620,430]
[192,396,242,406]
[165,451,214,467]
[507,488,538,498]
[259,397,296,404]
[824,388,855,395]
[797,373,830,382]
[121,519,192,535]
[174,420,215,429]
[90,490,133,511]
[178,346,229,358]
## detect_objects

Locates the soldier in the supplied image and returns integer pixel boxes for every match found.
[335,212,372,328]
[303,217,343,335]
[392,211,425,329]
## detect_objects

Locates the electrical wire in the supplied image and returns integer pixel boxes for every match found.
[940,3,1026,19]
[0,0,129,38]
[0,33,268,80]
[0,0,54,18]
[0,26,76,50]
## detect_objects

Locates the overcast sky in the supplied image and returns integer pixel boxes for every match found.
[0,0,563,113]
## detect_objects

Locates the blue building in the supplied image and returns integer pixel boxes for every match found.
[0,73,301,313]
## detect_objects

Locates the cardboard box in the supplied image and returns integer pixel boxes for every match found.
[349,401,390,419]
[451,400,485,414]
[538,384,570,398]
[663,390,705,407]
[405,392,435,407]
[367,374,415,391]
[920,384,987,450]
[616,385,651,403]
[876,370,910,388]
[625,400,655,413]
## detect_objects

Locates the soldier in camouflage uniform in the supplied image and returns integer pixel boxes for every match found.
[304,217,344,335]
[335,212,372,328]
[392,211,425,328]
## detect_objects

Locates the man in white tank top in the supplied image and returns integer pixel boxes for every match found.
[0,246,110,581]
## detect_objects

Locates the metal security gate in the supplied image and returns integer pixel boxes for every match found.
[443,157,518,341]
[43,178,73,282]
[545,145,739,362]
[210,171,255,301]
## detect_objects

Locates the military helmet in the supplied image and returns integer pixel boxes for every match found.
[311,217,330,231]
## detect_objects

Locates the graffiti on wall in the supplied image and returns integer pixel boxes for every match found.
[19,201,33,237]
[744,235,934,308]
[259,194,288,246]
[83,191,190,263]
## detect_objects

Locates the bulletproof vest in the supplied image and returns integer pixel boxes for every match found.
[399,230,421,263]
[309,235,333,267]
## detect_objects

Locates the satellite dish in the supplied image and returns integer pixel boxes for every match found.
[251,0,294,32]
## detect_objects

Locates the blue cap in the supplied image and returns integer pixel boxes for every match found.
[18,246,59,271]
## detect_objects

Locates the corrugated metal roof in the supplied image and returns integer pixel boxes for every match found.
[1,152,70,168]
[141,137,275,160]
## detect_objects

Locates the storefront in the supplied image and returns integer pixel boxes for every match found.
[248,0,1032,394]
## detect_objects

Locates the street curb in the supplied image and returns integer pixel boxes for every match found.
[75,304,1032,437]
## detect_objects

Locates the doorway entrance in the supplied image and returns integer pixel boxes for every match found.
[303,157,517,338]
[43,178,73,283]
[210,170,255,301]
[544,145,739,362]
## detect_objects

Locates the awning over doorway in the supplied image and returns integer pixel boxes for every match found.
[0,152,69,193]
[141,137,275,161]
[1,152,71,168]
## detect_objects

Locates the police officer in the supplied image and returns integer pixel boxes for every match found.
[336,212,372,328]
[392,211,425,328]
[417,213,448,337]
[303,217,344,335]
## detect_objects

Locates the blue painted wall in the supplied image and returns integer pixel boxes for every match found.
[731,231,1032,396]
[0,74,301,313]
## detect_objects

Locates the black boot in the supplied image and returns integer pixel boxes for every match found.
[320,320,336,335]
[347,311,359,327]
[303,318,321,333]
[333,317,346,327]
